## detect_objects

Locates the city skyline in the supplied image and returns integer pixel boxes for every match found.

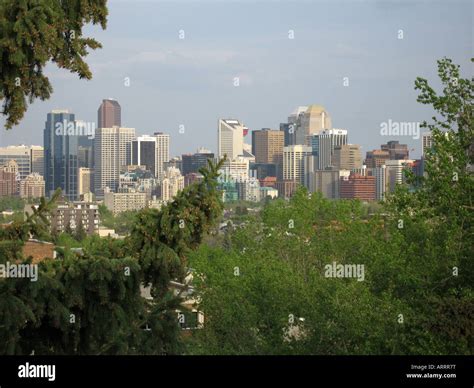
[0,0,471,159]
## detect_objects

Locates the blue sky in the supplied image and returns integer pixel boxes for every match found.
[0,0,472,158]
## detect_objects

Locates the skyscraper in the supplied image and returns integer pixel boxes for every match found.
[385,159,414,192]
[98,99,121,129]
[381,140,409,160]
[94,127,136,195]
[30,146,44,177]
[251,128,284,165]
[365,149,390,168]
[43,110,79,200]
[132,136,157,176]
[333,144,362,170]
[283,145,312,184]
[372,165,388,201]
[218,119,244,160]
[182,148,215,176]
[315,129,348,170]
[300,105,332,135]
[307,169,341,199]
[153,132,170,179]
[280,106,307,146]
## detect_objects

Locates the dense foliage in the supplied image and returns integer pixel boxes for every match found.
[0,160,224,355]
[186,58,473,355]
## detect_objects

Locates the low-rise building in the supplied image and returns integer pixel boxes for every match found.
[104,189,147,215]
[20,173,45,199]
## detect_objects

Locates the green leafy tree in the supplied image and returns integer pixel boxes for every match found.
[187,59,473,355]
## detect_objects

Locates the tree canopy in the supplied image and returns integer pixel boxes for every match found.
[0,0,108,128]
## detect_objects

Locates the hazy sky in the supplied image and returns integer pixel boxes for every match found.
[0,0,472,158]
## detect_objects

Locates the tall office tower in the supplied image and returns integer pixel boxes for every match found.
[94,127,136,195]
[315,129,348,170]
[218,119,244,160]
[381,140,409,160]
[303,155,318,188]
[153,132,170,179]
[280,106,307,146]
[78,167,93,195]
[132,135,157,176]
[0,146,28,180]
[385,159,414,192]
[340,173,376,201]
[371,165,388,201]
[98,99,121,128]
[44,110,79,200]
[251,128,284,165]
[182,148,215,175]
[422,131,433,157]
[30,146,44,177]
[300,105,332,135]
[307,169,341,199]
[20,173,45,199]
[283,145,312,185]
[365,149,390,168]
[333,144,362,170]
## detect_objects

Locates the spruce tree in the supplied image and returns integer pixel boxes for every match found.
[0,0,108,128]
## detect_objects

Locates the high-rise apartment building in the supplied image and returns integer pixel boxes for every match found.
[94,127,136,195]
[50,202,100,235]
[98,99,121,128]
[44,110,79,200]
[333,144,362,170]
[283,145,312,184]
[218,119,244,160]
